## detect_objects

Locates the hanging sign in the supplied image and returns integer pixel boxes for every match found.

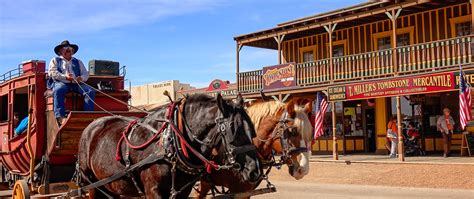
[262,63,297,91]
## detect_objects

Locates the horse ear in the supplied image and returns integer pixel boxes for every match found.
[236,93,244,107]
[303,101,312,114]
[216,93,228,116]
[286,100,296,118]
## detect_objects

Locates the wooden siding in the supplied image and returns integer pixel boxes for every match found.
[282,3,472,64]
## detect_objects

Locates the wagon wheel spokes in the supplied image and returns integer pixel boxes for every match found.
[12,180,30,199]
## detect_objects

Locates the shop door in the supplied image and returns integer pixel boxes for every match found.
[366,109,376,152]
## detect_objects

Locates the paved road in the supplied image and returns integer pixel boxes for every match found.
[254,181,474,199]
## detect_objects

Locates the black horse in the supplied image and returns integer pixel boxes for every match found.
[77,94,261,198]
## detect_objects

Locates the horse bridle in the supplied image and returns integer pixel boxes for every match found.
[174,100,257,173]
[258,109,308,166]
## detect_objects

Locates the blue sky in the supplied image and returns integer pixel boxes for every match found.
[0,0,365,88]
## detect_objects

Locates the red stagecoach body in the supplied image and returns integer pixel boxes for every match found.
[0,60,146,177]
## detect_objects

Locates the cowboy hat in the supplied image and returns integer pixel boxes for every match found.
[54,40,79,56]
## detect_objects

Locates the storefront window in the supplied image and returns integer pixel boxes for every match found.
[390,96,412,125]
[343,101,363,136]
[314,101,338,138]
[390,92,460,137]
[421,92,459,135]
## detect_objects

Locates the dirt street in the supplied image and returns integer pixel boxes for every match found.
[266,161,474,190]
[252,161,474,198]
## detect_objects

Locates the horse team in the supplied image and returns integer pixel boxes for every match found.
[78,94,313,198]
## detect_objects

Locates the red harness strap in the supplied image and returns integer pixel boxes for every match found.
[115,103,175,161]
[115,101,219,173]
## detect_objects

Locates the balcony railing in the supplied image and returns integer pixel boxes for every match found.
[297,58,330,86]
[397,36,472,74]
[238,35,473,94]
[238,69,262,93]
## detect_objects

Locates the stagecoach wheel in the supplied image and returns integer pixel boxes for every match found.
[12,180,30,199]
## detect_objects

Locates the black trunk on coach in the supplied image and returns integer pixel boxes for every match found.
[88,60,120,76]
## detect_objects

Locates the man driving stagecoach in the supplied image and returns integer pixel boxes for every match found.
[48,40,96,125]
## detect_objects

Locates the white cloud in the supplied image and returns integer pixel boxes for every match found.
[0,0,223,47]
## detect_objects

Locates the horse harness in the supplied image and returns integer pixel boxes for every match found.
[69,98,256,198]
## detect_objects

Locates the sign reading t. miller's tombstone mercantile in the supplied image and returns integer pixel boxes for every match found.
[328,72,457,101]
[262,63,297,92]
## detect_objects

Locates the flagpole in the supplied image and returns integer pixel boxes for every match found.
[332,101,338,160]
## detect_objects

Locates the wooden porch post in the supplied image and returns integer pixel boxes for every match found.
[236,43,243,91]
[274,35,286,64]
[332,101,338,160]
[386,9,402,74]
[324,23,338,159]
[471,0,474,34]
[387,9,405,161]
[396,96,405,161]
[324,23,337,82]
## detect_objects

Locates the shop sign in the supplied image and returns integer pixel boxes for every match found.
[454,69,474,88]
[207,89,238,98]
[328,72,455,101]
[182,79,237,98]
[328,86,346,101]
[262,63,296,91]
[206,79,229,91]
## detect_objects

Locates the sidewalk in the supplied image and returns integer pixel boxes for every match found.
[310,154,474,165]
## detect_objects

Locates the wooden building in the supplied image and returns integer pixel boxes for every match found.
[234,0,474,160]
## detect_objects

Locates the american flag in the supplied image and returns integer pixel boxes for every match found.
[313,92,329,140]
[459,66,472,130]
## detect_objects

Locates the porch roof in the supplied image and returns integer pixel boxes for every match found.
[234,0,462,50]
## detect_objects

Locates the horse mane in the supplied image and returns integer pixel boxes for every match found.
[246,100,285,131]
[247,98,313,142]
[292,103,313,142]
[185,94,215,103]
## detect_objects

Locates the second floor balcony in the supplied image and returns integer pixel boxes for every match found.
[238,35,473,94]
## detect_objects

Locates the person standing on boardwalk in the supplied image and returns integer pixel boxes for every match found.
[48,40,95,125]
[387,116,398,158]
[437,108,455,158]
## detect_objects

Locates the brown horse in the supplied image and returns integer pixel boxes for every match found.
[249,97,313,179]
[195,97,313,198]
[77,94,262,198]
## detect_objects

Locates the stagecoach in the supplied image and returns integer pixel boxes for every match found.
[0,60,147,198]
[0,60,278,199]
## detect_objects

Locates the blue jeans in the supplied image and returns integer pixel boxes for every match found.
[390,139,398,157]
[53,82,96,118]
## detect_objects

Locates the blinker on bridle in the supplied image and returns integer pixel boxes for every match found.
[182,110,256,171]
[270,109,309,166]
